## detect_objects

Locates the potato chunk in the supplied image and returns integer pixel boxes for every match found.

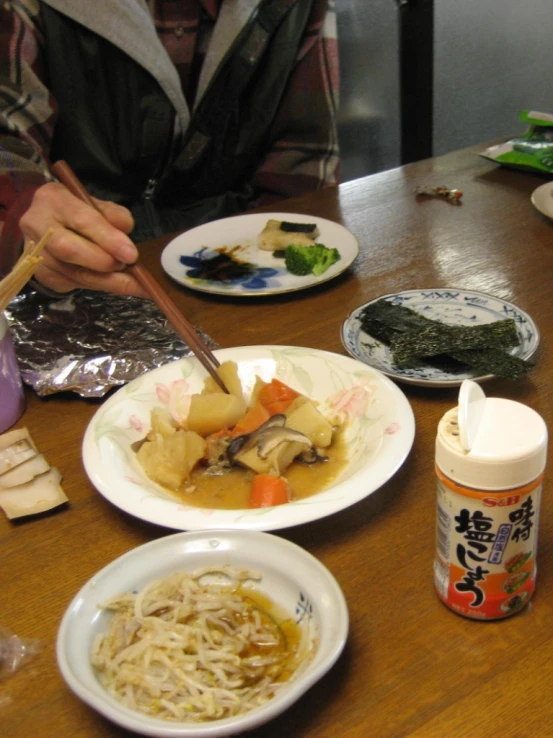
[234,440,307,476]
[149,407,179,439]
[285,399,333,447]
[187,393,247,437]
[137,430,206,490]
[202,360,244,399]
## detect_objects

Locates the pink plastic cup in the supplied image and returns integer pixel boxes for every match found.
[0,312,25,433]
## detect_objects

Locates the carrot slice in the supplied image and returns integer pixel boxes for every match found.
[248,474,290,508]
[230,403,271,438]
[257,379,301,416]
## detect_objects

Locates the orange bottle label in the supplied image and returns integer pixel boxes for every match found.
[434,465,542,619]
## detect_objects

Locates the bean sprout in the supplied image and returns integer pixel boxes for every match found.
[91,568,308,722]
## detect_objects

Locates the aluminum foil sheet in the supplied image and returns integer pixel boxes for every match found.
[5,289,219,398]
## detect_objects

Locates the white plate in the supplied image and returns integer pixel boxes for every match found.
[57,529,349,737]
[160,212,359,296]
[82,346,415,531]
[341,288,539,388]
[531,182,553,219]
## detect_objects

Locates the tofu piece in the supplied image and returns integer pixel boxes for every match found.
[257,219,320,252]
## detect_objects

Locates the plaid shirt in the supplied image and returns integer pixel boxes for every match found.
[0,0,339,272]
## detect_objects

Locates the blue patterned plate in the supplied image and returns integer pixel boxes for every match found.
[341,288,540,387]
[160,212,359,296]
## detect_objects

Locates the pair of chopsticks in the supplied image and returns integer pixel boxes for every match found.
[0,229,54,312]
[51,161,228,393]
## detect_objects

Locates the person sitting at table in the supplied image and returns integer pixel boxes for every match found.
[0,0,340,297]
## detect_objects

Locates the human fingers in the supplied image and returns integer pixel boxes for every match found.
[20,183,138,268]
[32,252,147,297]
[93,198,135,235]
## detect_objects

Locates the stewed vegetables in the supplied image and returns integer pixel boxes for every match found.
[134,362,344,508]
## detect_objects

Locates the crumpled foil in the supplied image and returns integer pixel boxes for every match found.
[5,289,219,398]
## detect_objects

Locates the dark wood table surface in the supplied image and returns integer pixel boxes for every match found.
[3,143,553,737]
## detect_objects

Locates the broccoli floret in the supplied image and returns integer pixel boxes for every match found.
[284,244,316,275]
[284,243,341,277]
[311,244,341,276]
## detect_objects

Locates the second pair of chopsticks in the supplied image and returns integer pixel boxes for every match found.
[51,160,228,393]
[0,229,54,312]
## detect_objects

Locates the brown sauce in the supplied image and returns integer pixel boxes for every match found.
[176,431,349,510]
[236,588,307,683]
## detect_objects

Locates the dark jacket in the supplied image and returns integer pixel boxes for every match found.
[40,0,313,241]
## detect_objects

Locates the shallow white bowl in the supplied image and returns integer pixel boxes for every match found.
[82,345,415,531]
[57,529,349,737]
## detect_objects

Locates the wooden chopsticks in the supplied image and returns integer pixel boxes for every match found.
[0,229,54,312]
[51,160,228,393]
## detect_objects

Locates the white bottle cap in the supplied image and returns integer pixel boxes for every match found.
[436,391,547,491]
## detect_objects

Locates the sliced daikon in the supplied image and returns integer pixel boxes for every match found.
[0,428,38,475]
[0,453,50,488]
[0,468,67,519]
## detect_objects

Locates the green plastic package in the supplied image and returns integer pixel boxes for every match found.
[480,110,553,174]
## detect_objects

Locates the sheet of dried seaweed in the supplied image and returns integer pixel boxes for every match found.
[449,348,533,381]
[359,300,433,335]
[280,221,318,233]
[357,299,533,380]
[390,319,520,367]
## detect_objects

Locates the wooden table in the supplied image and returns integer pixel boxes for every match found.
[3,143,553,737]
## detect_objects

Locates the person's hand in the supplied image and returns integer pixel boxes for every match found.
[18,182,147,297]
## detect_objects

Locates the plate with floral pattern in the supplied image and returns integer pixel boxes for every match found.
[82,346,414,531]
[341,288,539,387]
[160,213,359,296]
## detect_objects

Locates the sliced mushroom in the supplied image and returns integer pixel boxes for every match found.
[227,414,287,461]
[256,426,312,459]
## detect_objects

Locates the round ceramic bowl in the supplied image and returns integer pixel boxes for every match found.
[82,345,415,532]
[57,529,349,737]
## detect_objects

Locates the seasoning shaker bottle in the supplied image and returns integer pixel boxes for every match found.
[434,380,547,620]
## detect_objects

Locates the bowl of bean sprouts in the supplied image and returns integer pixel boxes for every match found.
[57,529,349,736]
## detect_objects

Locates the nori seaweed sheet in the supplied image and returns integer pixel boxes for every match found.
[359,300,434,334]
[448,348,531,381]
[280,221,318,233]
[358,299,533,380]
[391,320,520,367]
